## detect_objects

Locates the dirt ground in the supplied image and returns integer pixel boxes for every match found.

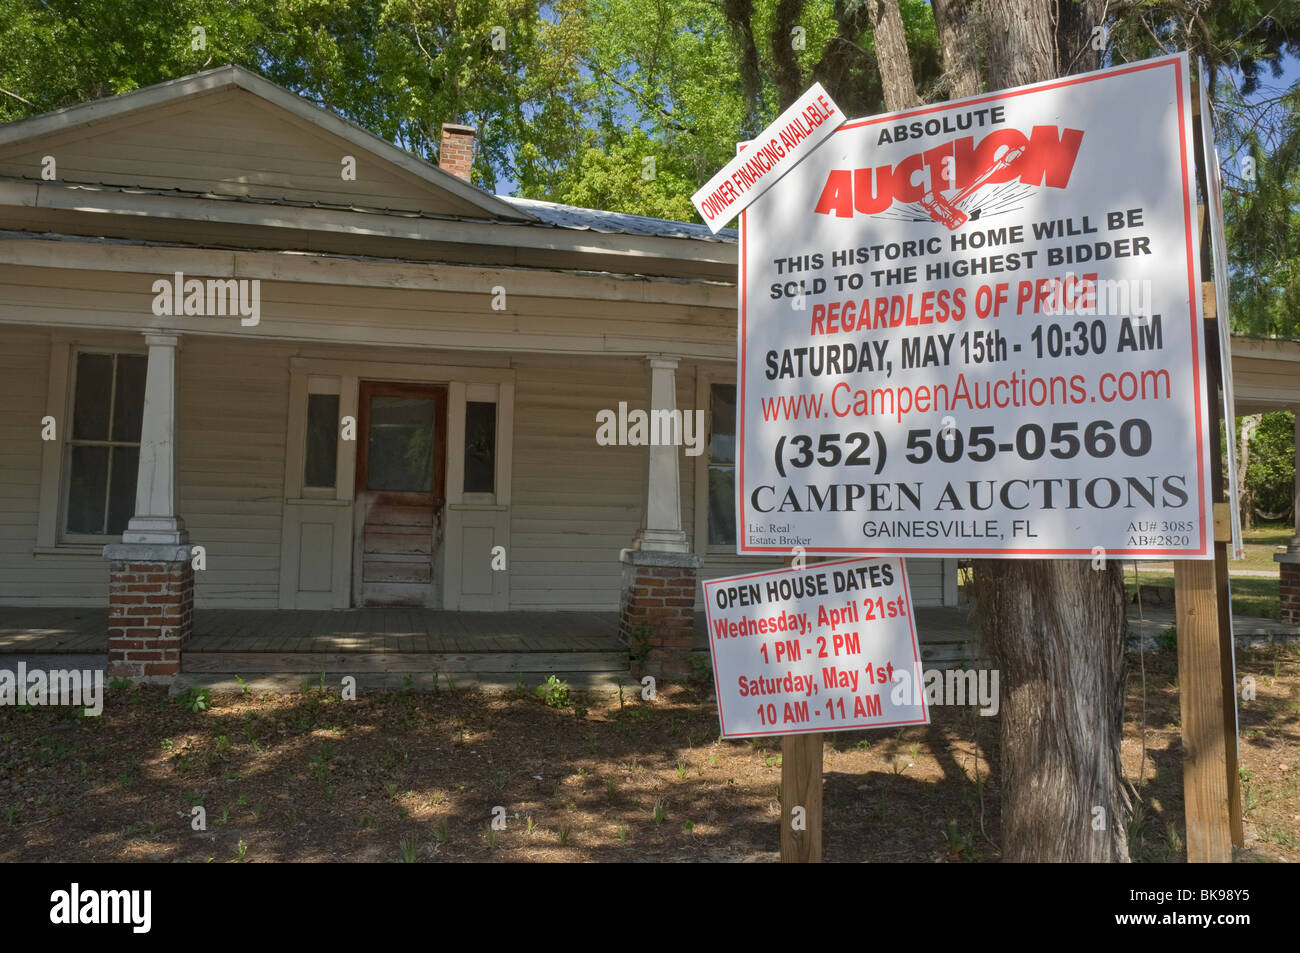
[1,642,1296,863]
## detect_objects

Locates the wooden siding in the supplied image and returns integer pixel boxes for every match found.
[0,89,485,218]
[0,263,735,360]
[0,328,107,603]
[508,355,645,610]
[176,337,294,608]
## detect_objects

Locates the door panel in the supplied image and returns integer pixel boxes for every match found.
[354,382,446,606]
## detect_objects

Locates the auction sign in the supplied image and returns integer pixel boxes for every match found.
[704,557,927,738]
[738,53,1213,558]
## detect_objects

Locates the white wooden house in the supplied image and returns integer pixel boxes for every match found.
[0,65,963,680]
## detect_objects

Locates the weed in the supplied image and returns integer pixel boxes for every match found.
[535,675,571,709]
[214,735,230,753]
[606,779,617,800]
[178,688,210,714]
[399,838,418,863]
[682,819,695,833]
[234,675,250,696]
[653,798,666,825]
[617,824,628,841]
[558,824,571,845]
[1156,626,1177,652]
[234,839,248,862]
[676,762,687,780]
[214,808,229,826]
[437,818,450,844]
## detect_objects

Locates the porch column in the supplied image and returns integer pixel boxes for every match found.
[103,333,193,683]
[1277,408,1300,624]
[621,356,701,679]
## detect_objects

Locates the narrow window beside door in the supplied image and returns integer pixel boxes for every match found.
[304,393,340,488]
[464,401,496,494]
[708,383,736,547]
[64,351,147,536]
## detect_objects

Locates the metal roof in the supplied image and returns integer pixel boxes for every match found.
[500,196,738,244]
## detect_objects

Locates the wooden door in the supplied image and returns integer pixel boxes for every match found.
[353,382,447,606]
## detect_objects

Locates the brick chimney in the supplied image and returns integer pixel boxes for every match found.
[439,123,476,181]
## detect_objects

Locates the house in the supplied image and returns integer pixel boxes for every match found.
[31,65,1300,684]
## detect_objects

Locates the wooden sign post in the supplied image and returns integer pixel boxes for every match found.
[1174,85,1243,862]
[781,732,823,862]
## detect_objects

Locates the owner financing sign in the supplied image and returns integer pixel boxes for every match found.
[705,557,927,738]
[738,54,1214,558]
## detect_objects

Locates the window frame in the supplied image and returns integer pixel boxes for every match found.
[693,367,738,555]
[59,348,147,542]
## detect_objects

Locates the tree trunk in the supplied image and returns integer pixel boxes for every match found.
[982,0,1055,89]
[867,0,921,111]
[972,561,1130,860]
[931,0,982,98]
[971,0,1131,861]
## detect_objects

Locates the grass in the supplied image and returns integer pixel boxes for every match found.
[1125,571,1282,620]
[1122,523,1292,577]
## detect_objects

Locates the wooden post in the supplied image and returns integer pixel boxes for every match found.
[779,552,822,862]
[780,732,823,862]
[1175,558,1234,861]
[1176,90,1242,859]
[1203,283,1245,848]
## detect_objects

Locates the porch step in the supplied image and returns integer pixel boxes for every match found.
[182,649,629,674]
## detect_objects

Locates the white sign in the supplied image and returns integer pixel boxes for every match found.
[738,53,1214,559]
[692,83,844,234]
[704,557,927,738]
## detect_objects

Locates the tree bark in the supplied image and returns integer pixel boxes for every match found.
[931,0,982,99]
[866,0,921,111]
[982,0,1055,90]
[971,0,1131,862]
[972,561,1130,860]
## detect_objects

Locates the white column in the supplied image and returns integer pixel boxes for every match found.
[1291,409,1300,552]
[121,333,188,545]
[634,357,690,553]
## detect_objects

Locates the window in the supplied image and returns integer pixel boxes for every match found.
[463,401,496,494]
[708,382,736,547]
[64,351,146,536]
[303,393,339,488]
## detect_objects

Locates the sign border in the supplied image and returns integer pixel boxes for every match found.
[704,557,929,738]
[737,53,1209,558]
